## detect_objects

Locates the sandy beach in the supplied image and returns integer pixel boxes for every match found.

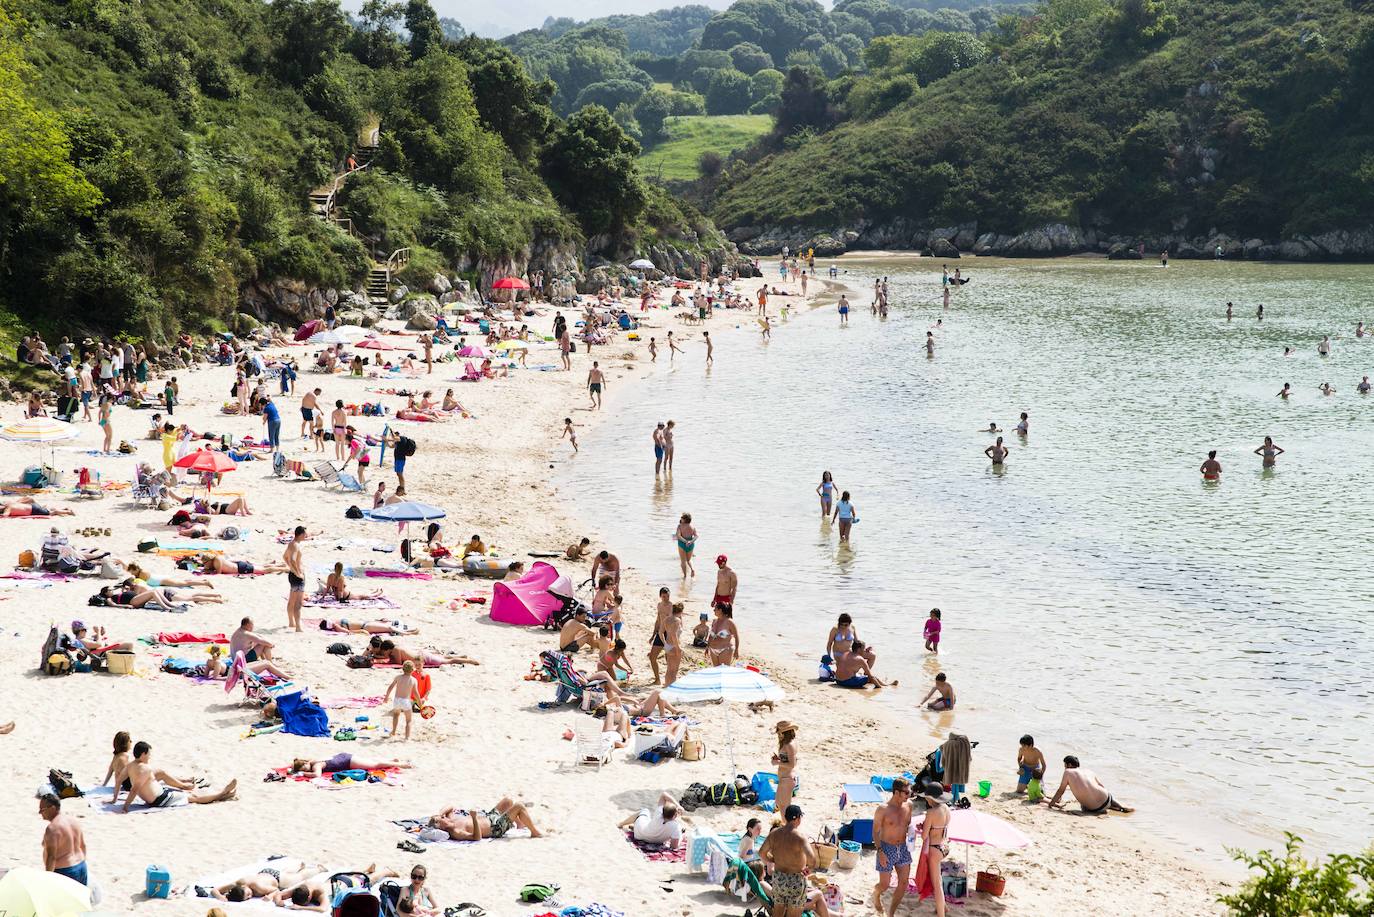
[0,271,1228,916]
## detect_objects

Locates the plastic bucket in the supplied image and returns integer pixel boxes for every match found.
[978,780,991,797]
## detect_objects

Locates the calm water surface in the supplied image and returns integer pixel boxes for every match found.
[561,255,1374,861]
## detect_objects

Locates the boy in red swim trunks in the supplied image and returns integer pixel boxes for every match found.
[712,554,737,608]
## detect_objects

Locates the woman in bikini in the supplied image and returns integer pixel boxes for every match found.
[707,604,740,666]
[324,561,384,602]
[772,721,799,813]
[331,400,348,461]
[213,862,325,902]
[126,562,212,589]
[597,638,634,680]
[825,613,862,661]
[319,618,415,635]
[195,496,252,516]
[920,784,950,917]
[441,389,461,412]
[816,471,837,520]
[0,496,74,517]
[368,638,479,667]
[675,513,697,577]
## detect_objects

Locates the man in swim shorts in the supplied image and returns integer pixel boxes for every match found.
[757,804,816,917]
[229,616,274,662]
[872,778,915,917]
[713,555,737,609]
[300,387,320,438]
[121,741,236,812]
[1048,756,1134,814]
[429,798,543,839]
[833,645,891,688]
[41,794,88,885]
[558,609,596,654]
[283,525,306,632]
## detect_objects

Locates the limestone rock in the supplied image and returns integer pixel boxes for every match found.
[388,284,408,304]
[1107,243,1142,260]
[406,312,437,331]
[428,274,452,295]
[929,238,960,259]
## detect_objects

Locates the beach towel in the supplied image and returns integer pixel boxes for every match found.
[268,766,403,789]
[624,830,686,862]
[189,856,307,910]
[940,734,972,787]
[363,570,432,580]
[392,818,530,845]
[316,695,385,709]
[157,632,227,644]
[274,690,330,738]
[303,594,399,610]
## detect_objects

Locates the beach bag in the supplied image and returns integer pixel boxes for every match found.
[327,643,352,655]
[18,549,36,568]
[518,884,558,904]
[46,653,73,676]
[680,782,709,811]
[681,737,705,761]
[48,768,83,798]
[346,654,373,669]
[345,506,364,519]
[137,540,157,553]
[376,880,402,917]
[976,866,1006,897]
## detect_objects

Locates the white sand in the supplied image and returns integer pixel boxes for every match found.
[0,279,1228,915]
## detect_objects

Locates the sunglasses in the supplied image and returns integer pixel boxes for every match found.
[410,873,425,880]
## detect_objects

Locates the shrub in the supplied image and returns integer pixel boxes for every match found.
[1219,834,1374,916]
[705,69,754,115]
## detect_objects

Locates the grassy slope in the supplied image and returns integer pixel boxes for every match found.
[639,114,772,182]
[711,0,1374,237]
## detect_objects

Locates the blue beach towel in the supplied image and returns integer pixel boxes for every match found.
[275,690,331,737]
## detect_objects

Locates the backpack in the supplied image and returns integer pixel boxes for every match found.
[376,880,402,917]
[48,768,83,798]
[345,506,364,520]
[518,884,558,904]
[346,654,374,669]
[327,643,352,655]
[394,436,416,459]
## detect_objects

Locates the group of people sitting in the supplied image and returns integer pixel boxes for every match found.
[100,732,238,812]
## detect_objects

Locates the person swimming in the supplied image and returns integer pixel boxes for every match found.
[1200,450,1222,479]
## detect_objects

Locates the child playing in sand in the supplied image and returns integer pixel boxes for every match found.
[1016,735,1046,799]
[384,661,418,741]
[692,613,710,648]
[919,673,956,711]
[923,608,942,653]
[563,418,578,453]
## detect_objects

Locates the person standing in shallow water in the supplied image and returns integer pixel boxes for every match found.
[674,513,697,578]
[1254,436,1284,467]
[985,437,1008,465]
[816,470,837,520]
[662,420,675,472]
[832,490,857,543]
[1200,450,1222,480]
[653,422,665,473]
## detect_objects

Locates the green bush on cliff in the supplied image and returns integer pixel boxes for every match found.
[711,0,1374,240]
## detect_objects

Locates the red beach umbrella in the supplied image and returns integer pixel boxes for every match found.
[492,277,529,290]
[174,449,238,474]
[354,339,395,350]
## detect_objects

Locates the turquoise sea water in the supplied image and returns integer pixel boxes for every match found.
[561,255,1374,861]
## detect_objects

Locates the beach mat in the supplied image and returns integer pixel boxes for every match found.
[303,594,399,610]
[624,830,686,862]
[393,818,530,845]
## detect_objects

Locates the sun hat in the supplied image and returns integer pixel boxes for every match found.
[775,721,798,735]
[715,554,727,565]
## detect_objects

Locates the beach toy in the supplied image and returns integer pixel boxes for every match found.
[978,780,991,798]
[355,716,369,722]
[1026,777,1043,802]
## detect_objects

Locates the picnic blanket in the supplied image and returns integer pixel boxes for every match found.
[624,830,686,862]
[303,594,399,610]
[156,632,227,644]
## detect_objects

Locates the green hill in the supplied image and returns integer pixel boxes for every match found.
[639,114,773,181]
[710,0,1374,255]
[0,0,738,342]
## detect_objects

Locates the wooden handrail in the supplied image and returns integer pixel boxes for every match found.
[386,248,411,272]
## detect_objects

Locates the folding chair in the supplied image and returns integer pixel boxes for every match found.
[314,462,361,491]
[575,730,614,769]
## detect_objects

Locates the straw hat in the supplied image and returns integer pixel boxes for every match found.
[775,721,798,736]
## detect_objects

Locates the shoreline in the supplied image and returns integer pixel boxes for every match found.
[0,278,1230,916]
[547,275,1236,910]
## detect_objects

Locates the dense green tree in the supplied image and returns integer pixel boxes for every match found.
[905,31,986,84]
[454,38,555,161]
[728,41,773,74]
[403,0,443,60]
[574,78,647,112]
[699,0,828,65]
[267,0,348,85]
[750,67,784,101]
[543,105,646,235]
[705,68,754,114]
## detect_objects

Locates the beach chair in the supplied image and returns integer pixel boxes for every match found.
[460,361,481,382]
[537,650,588,707]
[131,473,157,507]
[314,462,362,492]
[575,730,614,769]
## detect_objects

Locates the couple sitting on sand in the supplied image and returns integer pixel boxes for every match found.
[105,736,236,812]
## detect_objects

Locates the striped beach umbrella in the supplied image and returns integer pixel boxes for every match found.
[661,665,785,772]
[0,417,79,443]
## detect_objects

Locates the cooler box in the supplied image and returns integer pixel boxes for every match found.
[840,818,874,845]
[146,865,171,899]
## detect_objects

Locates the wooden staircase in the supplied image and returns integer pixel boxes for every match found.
[367,267,390,307]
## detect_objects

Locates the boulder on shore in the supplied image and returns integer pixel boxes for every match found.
[1107,243,1143,260]
[930,238,960,259]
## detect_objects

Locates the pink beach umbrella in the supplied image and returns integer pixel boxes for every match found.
[355,338,395,350]
[940,809,1032,848]
[458,344,489,358]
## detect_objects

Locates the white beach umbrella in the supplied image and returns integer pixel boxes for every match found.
[629,258,655,270]
[661,665,785,771]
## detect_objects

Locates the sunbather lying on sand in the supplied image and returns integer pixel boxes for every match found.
[211,862,325,901]
[272,865,398,910]
[197,554,286,575]
[429,799,544,840]
[289,754,412,777]
[319,618,416,635]
[1,496,74,517]
[126,561,212,589]
[366,637,477,667]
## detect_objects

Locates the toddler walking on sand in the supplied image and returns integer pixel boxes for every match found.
[923,608,942,653]
[384,660,418,740]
